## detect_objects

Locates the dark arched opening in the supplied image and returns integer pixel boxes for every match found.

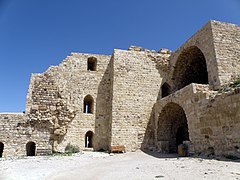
[161,82,171,98]
[0,142,4,158]
[84,95,94,114]
[173,46,208,91]
[26,141,36,156]
[85,131,94,148]
[157,103,189,153]
[87,57,97,71]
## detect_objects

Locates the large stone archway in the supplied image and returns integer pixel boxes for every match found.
[173,46,208,91]
[157,102,189,153]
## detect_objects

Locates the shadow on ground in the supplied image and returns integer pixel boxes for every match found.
[141,149,178,158]
[141,149,240,163]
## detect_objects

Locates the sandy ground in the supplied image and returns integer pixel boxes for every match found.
[0,151,240,180]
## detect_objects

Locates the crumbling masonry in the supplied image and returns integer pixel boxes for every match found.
[0,20,240,157]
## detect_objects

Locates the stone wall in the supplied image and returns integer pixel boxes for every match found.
[0,113,51,157]
[25,49,170,153]
[25,73,76,152]
[110,49,162,151]
[192,87,240,156]
[211,20,240,85]
[26,53,112,152]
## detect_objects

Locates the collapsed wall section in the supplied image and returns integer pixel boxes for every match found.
[110,49,161,151]
[26,53,112,152]
[25,73,76,152]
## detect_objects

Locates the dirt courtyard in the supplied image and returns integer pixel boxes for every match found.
[0,151,240,180]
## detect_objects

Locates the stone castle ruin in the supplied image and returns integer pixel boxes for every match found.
[0,20,240,158]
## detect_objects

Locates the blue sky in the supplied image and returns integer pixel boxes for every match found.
[0,0,239,112]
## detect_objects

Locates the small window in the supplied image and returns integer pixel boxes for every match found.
[161,82,171,98]
[84,95,94,114]
[87,57,97,71]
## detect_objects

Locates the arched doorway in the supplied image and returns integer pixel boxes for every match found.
[173,46,208,91]
[26,141,36,156]
[161,82,171,98]
[0,142,4,158]
[157,103,189,153]
[85,131,93,148]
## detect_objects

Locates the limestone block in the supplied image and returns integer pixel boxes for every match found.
[128,46,143,51]
[31,105,39,110]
